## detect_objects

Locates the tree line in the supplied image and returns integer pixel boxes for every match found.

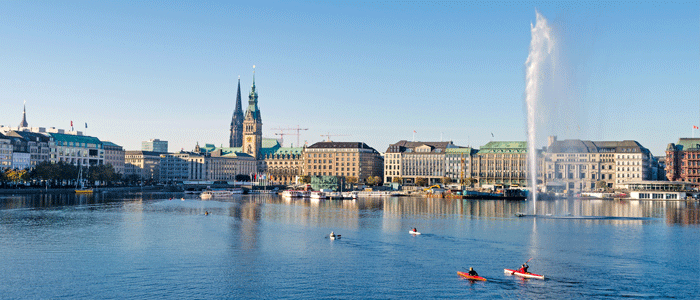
[1,161,121,188]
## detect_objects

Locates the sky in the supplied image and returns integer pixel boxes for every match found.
[0,1,698,156]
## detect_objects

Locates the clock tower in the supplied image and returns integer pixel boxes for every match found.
[242,65,262,159]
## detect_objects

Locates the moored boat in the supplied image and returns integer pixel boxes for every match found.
[200,190,236,199]
[310,191,327,199]
[457,271,486,281]
[503,269,545,280]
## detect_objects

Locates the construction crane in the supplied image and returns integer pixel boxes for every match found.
[321,133,350,142]
[271,126,309,147]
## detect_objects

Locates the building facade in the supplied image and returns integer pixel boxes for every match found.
[6,131,53,167]
[142,139,168,153]
[666,138,700,184]
[51,133,104,167]
[261,147,303,185]
[125,151,162,181]
[473,141,529,187]
[544,136,655,192]
[103,141,125,175]
[0,133,11,169]
[304,142,383,184]
[445,147,478,186]
[384,141,456,185]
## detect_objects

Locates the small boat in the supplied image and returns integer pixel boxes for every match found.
[329,234,341,240]
[409,230,421,235]
[457,271,487,281]
[310,191,327,199]
[503,269,545,280]
[200,190,235,199]
[514,212,525,217]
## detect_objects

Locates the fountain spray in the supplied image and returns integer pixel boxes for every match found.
[525,11,554,215]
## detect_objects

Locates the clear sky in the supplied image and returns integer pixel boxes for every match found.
[1,1,698,156]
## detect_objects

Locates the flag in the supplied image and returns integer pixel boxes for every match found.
[694,126,698,129]
[413,130,416,133]
[70,121,73,127]
[491,133,494,137]
[85,122,88,128]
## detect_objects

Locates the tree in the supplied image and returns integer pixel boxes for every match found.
[299,175,311,184]
[415,177,428,187]
[392,177,403,184]
[373,176,383,186]
[365,176,376,185]
[346,176,358,185]
[441,177,452,186]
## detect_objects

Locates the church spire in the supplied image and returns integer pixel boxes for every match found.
[246,65,261,122]
[19,101,28,128]
[229,76,244,147]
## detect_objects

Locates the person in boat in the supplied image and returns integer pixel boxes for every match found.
[467,267,478,277]
[330,231,335,238]
[412,228,417,232]
[519,263,529,273]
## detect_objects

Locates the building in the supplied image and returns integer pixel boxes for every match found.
[229,77,244,147]
[102,141,125,175]
[4,131,53,167]
[445,147,478,186]
[18,103,28,128]
[473,141,530,187]
[666,138,700,184]
[5,133,30,169]
[51,133,104,167]
[261,146,303,185]
[242,67,263,160]
[159,148,256,183]
[142,139,168,153]
[0,133,12,169]
[384,141,457,185]
[304,141,383,184]
[543,136,655,192]
[124,151,162,181]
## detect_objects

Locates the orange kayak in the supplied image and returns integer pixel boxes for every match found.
[457,271,487,281]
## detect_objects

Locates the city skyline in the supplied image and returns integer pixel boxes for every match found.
[1,1,698,155]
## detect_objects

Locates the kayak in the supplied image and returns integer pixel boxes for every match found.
[330,235,341,240]
[409,231,421,235]
[503,269,545,280]
[457,271,486,281]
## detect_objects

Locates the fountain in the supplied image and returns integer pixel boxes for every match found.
[525,11,554,215]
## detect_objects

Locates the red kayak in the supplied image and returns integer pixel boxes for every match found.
[503,268,545,280]
[457,271,487,281]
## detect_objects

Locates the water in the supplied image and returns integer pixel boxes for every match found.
[1,192,699,299]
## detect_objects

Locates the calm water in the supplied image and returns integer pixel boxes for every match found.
[1,192,699,299]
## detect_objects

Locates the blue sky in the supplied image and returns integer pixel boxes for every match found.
[1,1,698,156]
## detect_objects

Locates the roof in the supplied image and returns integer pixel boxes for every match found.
[385,140,456,153]
[478,141,528,153]
[308,142,378,152]
[5,131,52,142]
[445,147,474,154]
[670,138,700,151]
[125,150,164,157]
[548,139,648,154]
[49,132,101,145]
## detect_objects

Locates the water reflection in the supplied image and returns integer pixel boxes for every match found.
[1,193,699,226]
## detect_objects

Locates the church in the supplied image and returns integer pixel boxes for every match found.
[203,66,303,185]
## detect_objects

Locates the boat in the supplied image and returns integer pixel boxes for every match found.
[75,167,93,194]
[281,190,304,198]
[457,271,487,281]
[200,190,236,199]
[310,191,327,199]
[503,269,545,280]
[409,230,421,235]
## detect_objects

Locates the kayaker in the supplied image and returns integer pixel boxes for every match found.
[412,228,417,232]
[468,267,478,276]
[519,263,529,273]
[330,231,335,238]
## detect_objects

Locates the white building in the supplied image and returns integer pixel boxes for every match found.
[0,133,12,169]
[50,133,104,167]
[384,141,457,185]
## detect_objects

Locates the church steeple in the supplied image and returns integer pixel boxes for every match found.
[229,76,244,147]
[19,101,28,128]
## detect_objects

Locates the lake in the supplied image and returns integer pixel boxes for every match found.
[1,192,699,299]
